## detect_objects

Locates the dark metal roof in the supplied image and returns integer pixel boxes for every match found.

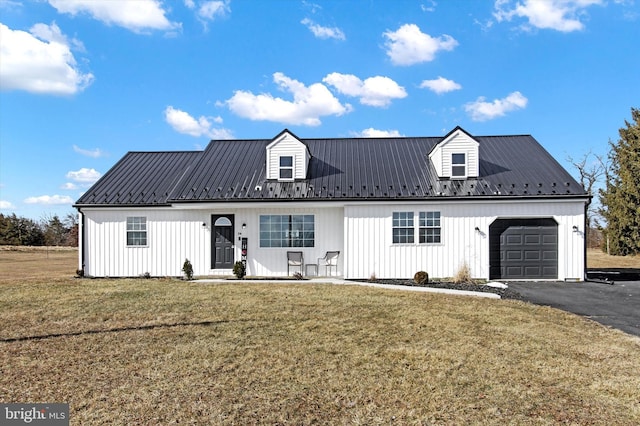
[75,131,588,208]
[75,151,202,206]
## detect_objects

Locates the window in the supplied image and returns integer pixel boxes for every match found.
[126,217,147,246]
[279,156,293,180]
[451,153,466,177]
[260,215,314,247]
[419,211,441,243]
[392,212,414,244]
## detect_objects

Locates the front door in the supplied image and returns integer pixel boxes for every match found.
[212,215,234,269]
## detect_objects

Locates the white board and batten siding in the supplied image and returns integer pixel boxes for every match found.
[81,205,344,278]
[343,199,585,280]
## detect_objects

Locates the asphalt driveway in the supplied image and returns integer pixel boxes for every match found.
[508,280,640,337]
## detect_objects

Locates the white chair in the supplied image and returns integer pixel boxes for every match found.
[287,251,304,276]
[318,251,340,276]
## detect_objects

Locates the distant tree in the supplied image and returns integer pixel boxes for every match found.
[599,108,640,255]
[64,213,79,247]
[0,213,45,246]
[42,214,69,246]
[567,151,605,247]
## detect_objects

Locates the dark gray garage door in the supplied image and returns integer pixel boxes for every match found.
[489,218,558,280]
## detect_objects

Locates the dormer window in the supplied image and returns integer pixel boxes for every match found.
[451,153,466,178]
[266,130,311,181]
[279,156,294,180]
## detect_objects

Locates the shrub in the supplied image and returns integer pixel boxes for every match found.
[233,261,246,279]
[453,262,472,284]
[182,259,194,280]
[369,272,377,282]
[75,268,84,278]
[413,271,429,285]
[292,272,304,280]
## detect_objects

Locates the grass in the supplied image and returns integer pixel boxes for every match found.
[1,248,640,424]
[587,248,640,268]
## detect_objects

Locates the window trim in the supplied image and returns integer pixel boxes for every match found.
[126,216,147,247]
[392,211,415,244]
[451,153,466,178]
[419,211,442,244]
[279,155,294,181]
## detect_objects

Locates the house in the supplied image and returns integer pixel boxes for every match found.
[74,126,590,281]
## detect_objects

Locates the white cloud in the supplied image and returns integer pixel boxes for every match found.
[0,22,94,95]
[383,23,458,66]
[164,106,233,139]
[493,0,603,32]
[198,1,230,21]
[421,1,437,12]
[323,73,407,107]
[464,91,528,121]
[420,76,462,94]
[73,145,105,158]
[0,200,16,210]
[184,0,196,9]
[226,72,352,126]
[301,18,345,40]
[24,195,74,205]
[354,128,404,137]
[48,0,179,33]
[61,182,78,190]
[66,168,102,184]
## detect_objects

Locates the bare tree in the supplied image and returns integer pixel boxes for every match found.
[567,151,606,248]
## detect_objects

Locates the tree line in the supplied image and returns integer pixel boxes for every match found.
[0,213,78,247]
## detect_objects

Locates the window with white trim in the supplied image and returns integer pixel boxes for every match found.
[392,212,414,244]
[260,215,314,247]
[419,211,441,243]
[451,153,466,178]
[279,156,293,180]
[126,216,147,246]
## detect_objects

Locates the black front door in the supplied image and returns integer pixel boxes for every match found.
[212,215,234,269]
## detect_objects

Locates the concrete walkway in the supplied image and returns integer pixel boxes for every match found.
[195,277,500,299]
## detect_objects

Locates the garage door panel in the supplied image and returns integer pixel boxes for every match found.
[489,218,558,280]
[524,234,541,245]
[524,250,541,261]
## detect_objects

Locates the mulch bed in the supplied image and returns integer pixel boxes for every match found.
[352,279,524,300]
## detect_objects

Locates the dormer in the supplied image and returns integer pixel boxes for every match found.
[266,129,311,181]
[429,126,479,179]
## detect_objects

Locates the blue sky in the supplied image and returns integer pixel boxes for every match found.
[1,0,638,220]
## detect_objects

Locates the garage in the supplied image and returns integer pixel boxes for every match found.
[489,218,558,280]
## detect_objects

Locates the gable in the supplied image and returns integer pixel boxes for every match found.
[429,127,479,179]
[266,129,311,181]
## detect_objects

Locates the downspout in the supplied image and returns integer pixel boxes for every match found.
[583,198,588,282]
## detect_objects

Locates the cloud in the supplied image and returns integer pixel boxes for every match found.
[464,91,528,121]
[301,18,345,40]
[164,106,233,139]
[226,72,352,126]
[493,0,603,32]
[198,0,230,20]
[354,128,404,137]
[0,22,94,95]
[47,0,179,33]
[66,168,102,184]
[73,145,106,158]
[420,76,462,94]
[323,73,407,107]
[0,200,16,210]
[61,182,78,190]
[383,23,458,66]
[24,195,74,205]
